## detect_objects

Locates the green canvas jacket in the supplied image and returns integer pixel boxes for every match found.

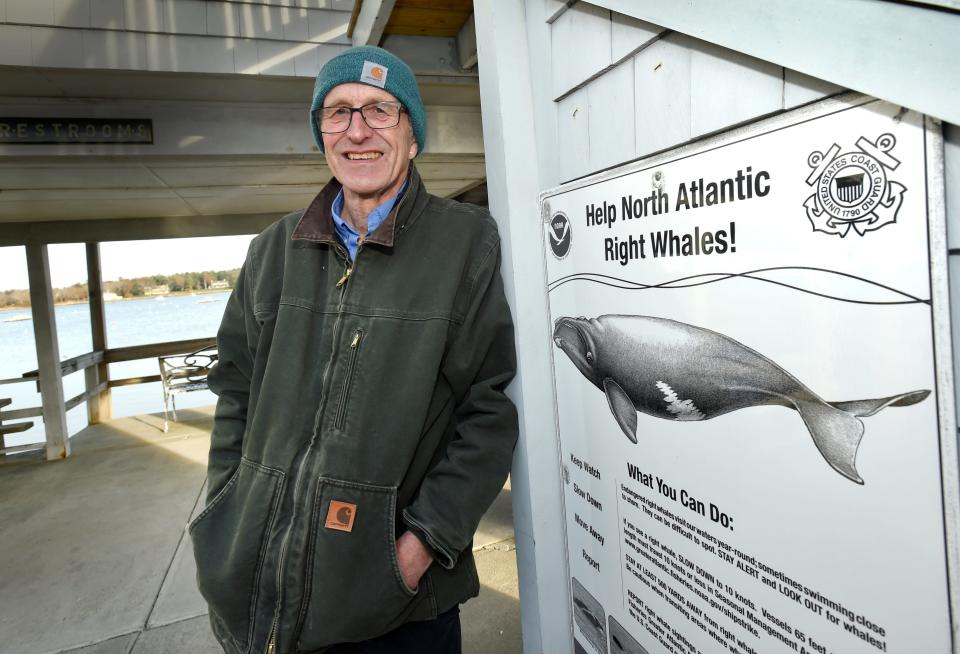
[191,165,519,654]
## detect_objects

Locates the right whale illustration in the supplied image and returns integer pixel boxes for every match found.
[553,314,931,484]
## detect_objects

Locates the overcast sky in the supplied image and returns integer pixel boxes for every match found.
[0,235,256,292]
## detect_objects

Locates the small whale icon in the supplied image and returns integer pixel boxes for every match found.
[553,315,930,484]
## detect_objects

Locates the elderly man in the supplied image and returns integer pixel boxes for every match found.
[190,47,518,654]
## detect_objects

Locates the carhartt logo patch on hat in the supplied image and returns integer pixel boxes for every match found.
[360,61,388,88]
[325,500,357,532]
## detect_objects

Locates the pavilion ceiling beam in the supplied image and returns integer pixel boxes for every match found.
[352,0,397,47]
[381,35,476,78]
[0,214,281,247]
[456,14,477,69]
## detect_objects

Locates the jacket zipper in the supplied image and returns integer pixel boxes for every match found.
[270,193,408,653]
[334,234,368,288]
[266,247,355,654]
[334,329,363,430]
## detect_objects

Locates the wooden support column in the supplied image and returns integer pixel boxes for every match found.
[475,2,570,652]
[85,242,112,423]
[25,242,70,460]
[352,0,396,46]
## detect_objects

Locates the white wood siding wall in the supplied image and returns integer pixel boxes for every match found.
[0,0,351,77]
[475,3,960,653]
[549,2,847,182]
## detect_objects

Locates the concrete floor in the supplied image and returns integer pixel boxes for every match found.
[0,407,521,654]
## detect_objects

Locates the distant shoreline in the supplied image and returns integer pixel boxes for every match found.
[0,288,230,313]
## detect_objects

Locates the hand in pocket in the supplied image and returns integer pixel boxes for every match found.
[395,530,434,592]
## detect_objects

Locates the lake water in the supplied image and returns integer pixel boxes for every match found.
[0,292,231,448]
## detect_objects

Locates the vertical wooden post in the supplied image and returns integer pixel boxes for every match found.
[475,2,571,652]
[25,242,70,460]
[85,242,112,423]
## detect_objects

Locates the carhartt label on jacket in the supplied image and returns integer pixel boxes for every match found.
[325,500,357,532]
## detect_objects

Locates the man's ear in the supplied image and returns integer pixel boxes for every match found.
[407,122,418,159]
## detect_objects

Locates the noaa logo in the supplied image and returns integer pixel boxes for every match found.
[548,212,572,259]
[803,133,906,237]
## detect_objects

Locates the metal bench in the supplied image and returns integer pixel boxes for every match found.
[157,346,218,432]
[0,398,36,456]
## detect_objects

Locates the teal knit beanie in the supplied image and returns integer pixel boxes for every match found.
[310,46,426,155]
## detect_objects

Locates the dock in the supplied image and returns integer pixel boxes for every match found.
[0,408,521,654]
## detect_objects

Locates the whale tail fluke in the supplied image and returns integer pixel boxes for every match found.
[794,400,865,484]
[829,390,931,417]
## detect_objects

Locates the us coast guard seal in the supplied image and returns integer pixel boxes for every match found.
[549,211,572,259]
[803,133,906,237]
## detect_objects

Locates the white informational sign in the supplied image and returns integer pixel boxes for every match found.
[541,96,957,654]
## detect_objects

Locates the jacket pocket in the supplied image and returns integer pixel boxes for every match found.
[334,329,363,430]
[190,458,284,651]
[297,477,423,650]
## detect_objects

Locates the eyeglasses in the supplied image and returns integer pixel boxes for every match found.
[315,101,405,133]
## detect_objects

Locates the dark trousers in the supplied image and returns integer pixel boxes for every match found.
[323,606,461,654]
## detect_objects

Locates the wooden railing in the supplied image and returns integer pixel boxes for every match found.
[0,337,216,456]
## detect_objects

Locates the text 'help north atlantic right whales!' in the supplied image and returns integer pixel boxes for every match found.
[585,167,771,265]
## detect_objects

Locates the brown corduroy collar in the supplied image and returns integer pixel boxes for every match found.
[291,164,423,248]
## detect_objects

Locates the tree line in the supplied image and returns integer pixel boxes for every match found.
[0,268,240,308]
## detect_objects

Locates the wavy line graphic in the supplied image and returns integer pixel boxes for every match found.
[547,266,930,305]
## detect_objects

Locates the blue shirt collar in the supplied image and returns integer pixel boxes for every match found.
[330,179,408,261]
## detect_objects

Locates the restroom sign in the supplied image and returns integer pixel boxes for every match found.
[0,118,154,144]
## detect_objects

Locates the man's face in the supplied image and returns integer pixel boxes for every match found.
[321,82,418,199]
